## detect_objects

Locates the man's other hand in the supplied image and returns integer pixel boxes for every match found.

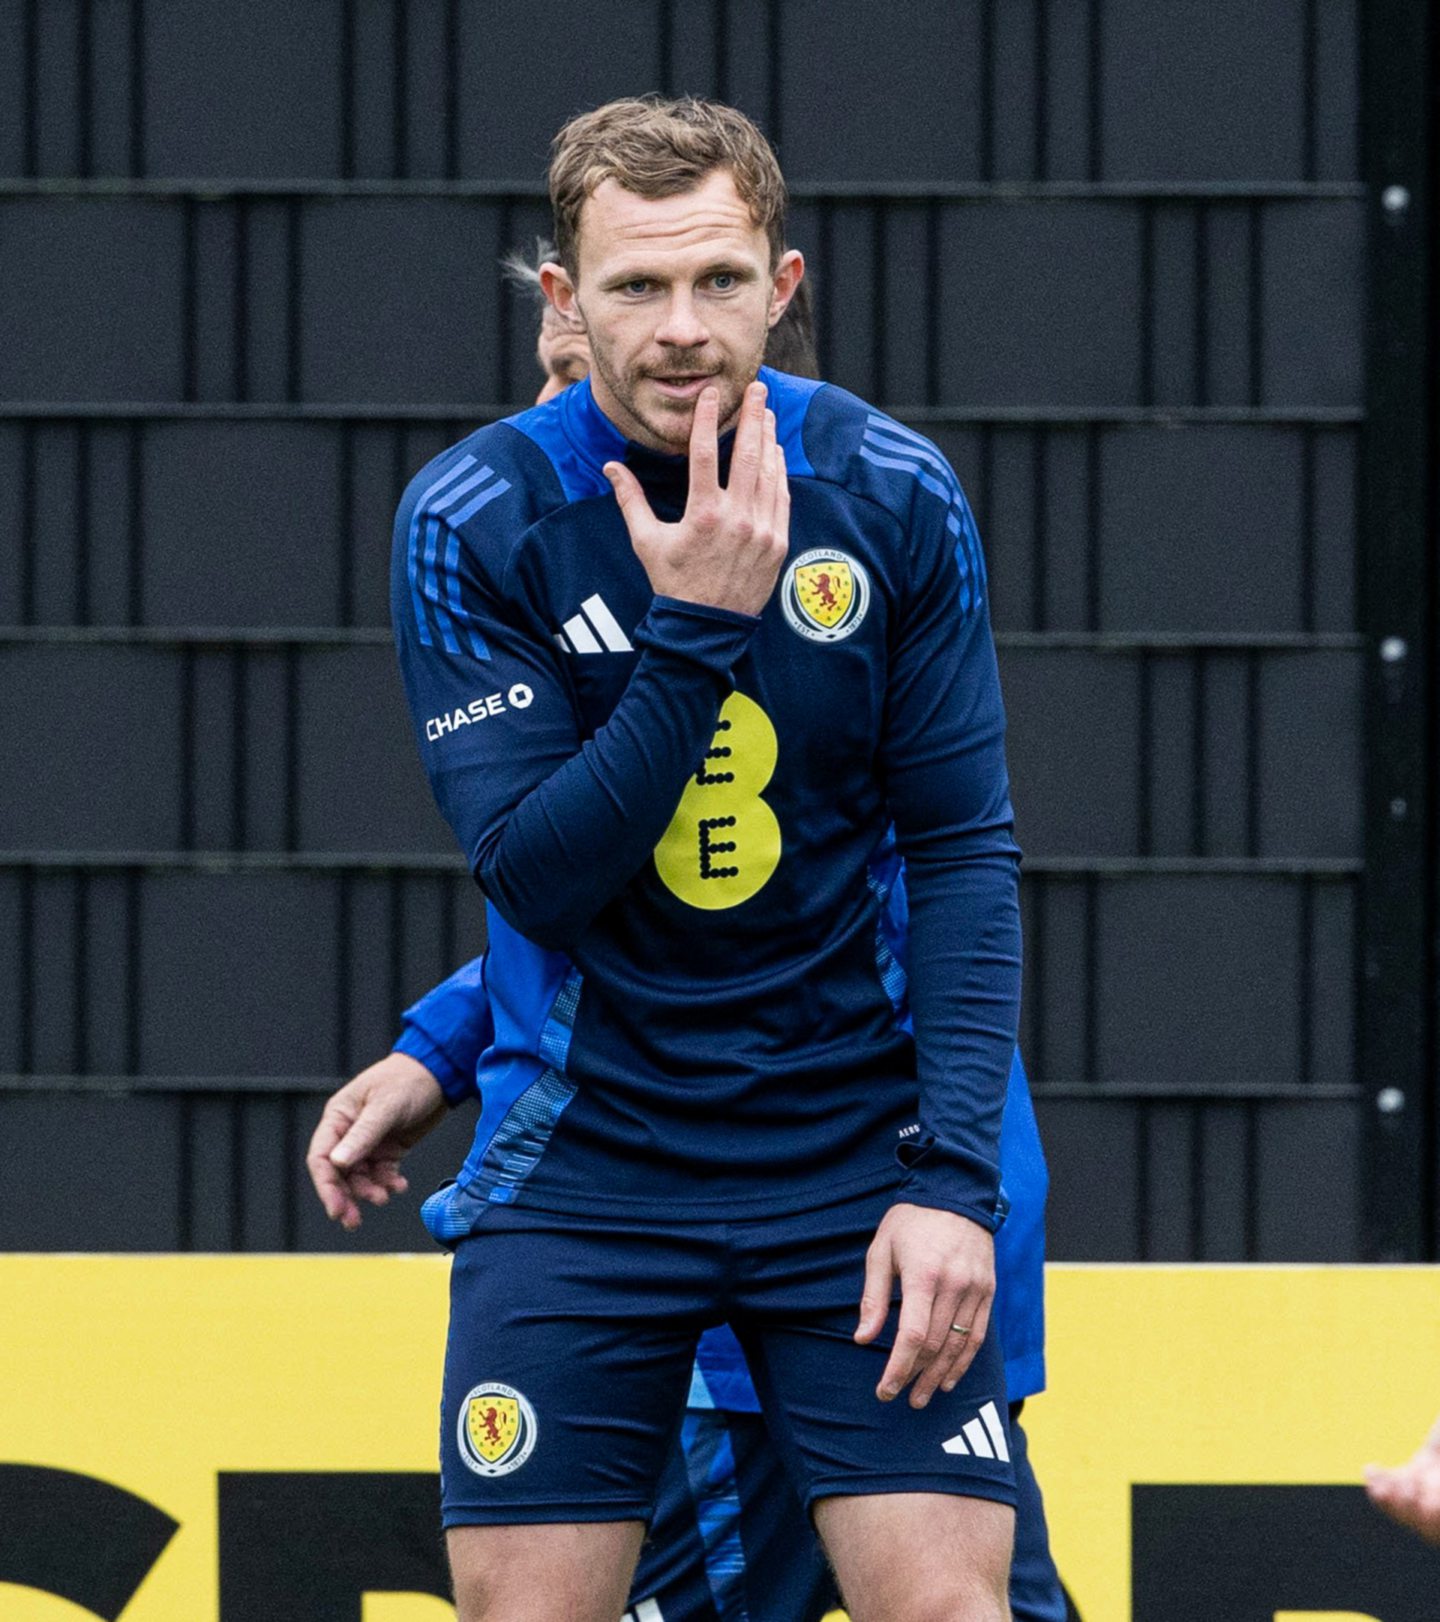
[854,1203,996,1410]
[306,1053,448,1231]
[604,379,790,619]
[1365,1415,1440,1545]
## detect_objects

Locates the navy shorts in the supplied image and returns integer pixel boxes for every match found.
[440,1187,1016,1528]
[626,1403,1068,1622]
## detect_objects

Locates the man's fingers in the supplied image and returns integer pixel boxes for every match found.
[307,1152,359,1226]
[771,442,789,545]
[604,460,659,545]
[305,1105,355,1212]
[854,1232,895,1345]
[686,385,721,499]
[908,1286,972,1409]
[347,1167,394,1206]
[374,1161,409,1195]
[725,380,768,506]
[877,1283,936,1401]
[940,1294,992,1395]
[329,1106,394,1171]
[756,409,778,522]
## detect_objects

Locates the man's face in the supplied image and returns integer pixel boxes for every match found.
[542,168,802,452]
[534,307,591,404]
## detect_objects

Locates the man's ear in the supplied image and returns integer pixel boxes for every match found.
[540,262,586,330]
[767,249,806,327]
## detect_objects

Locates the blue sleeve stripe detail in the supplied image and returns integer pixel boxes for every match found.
[952,494,988,598]
[432,462,496,512]
[864,419,956,482]
[406,454,478,647]
[407,457,512,659]
[859,427,986,614]
[423,516,462,654]
[444,528,490,660]
[859,441,954,505]
[449,474,513,527]
[867,411,942,454]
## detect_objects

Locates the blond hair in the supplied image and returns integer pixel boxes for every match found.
[548,96,787,275]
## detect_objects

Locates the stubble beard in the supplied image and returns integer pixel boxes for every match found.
[588,330,770,455]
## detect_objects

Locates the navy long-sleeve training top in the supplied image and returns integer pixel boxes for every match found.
[392,366,1022,1236]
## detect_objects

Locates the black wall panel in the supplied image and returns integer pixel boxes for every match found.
[0,202,185,401]
[3,0,1360,185]
[1,0,1404,1263]
[1,645,185,849]
[1,865,485,1079]
[0,419,1359,634]
[145,1,346,180]
[0,196,1363,409]
[142,425,344,624]
[0,637,1361,865]
[1020,874,1356,1091]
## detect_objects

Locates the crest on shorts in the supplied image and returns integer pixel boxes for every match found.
[782,548,870,643]
[458,1382,537,1476]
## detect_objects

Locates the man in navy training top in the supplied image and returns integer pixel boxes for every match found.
[323,95,1025,1621]
[308,255,1068,1622]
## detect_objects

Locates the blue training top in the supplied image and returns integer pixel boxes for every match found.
[392,367,1022,1238]
[397,963,1047,1403]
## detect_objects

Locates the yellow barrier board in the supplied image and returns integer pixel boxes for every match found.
[1,1259,1437,1619]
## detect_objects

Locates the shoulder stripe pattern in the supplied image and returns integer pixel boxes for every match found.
[406,455,513,657]
[860,415,986,614]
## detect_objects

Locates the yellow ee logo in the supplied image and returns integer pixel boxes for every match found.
[654,691,781,910]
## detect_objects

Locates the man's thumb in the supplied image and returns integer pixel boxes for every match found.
[330,1112,384,1170]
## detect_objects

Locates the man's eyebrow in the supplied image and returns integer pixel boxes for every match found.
[598,268,657,291]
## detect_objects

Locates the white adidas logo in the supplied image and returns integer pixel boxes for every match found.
[941,1400,1011,1463]
[554,593,634,655]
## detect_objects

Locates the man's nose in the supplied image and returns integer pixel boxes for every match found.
[654,292,710,349]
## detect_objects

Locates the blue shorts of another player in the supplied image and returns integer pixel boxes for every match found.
[629,1400,1068,1622]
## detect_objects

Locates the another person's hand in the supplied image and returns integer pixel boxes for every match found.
[306,1052,448,1231]
[1365,1415,1440,1544]
[854,1202,996,1410]
[605,380,789,619]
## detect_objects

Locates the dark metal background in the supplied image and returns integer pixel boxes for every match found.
[0,0,1431,1260]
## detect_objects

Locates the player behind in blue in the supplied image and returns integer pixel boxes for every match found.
[318,96,1026,1620]
[308,255,1069,1622]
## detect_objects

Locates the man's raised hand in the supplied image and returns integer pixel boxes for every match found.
[604,380,790,619]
